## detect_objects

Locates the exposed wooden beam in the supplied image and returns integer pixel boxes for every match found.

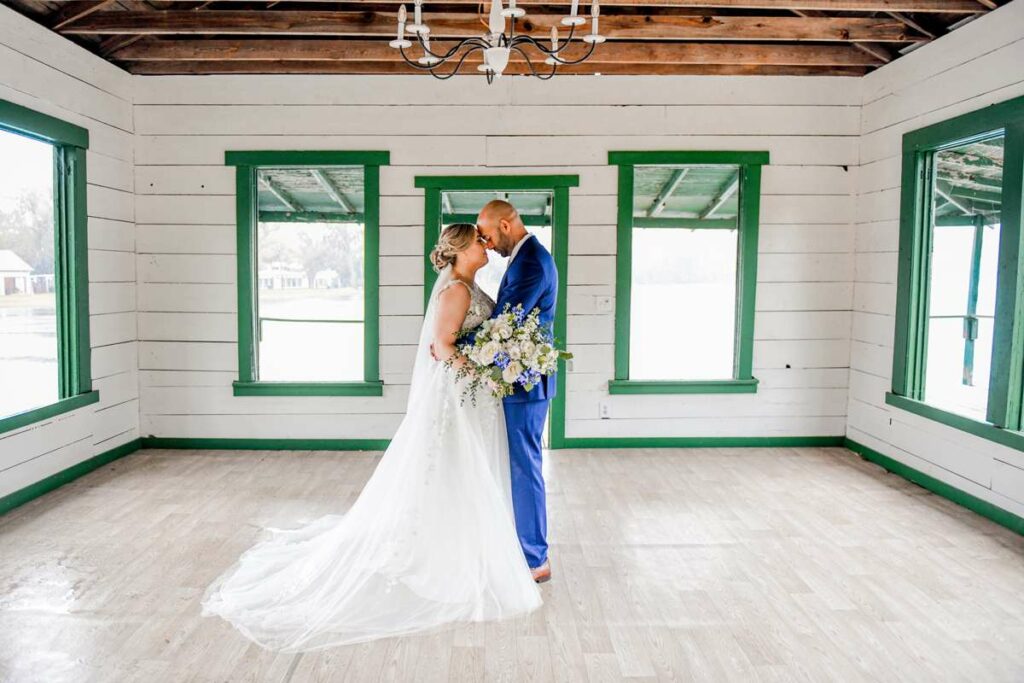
[259,173,298,212]
[61,11,924,42]
[99,34,146,57]
[49,0,116,31]
[212,0,987,11]
[310,170,356,213]
[792,8,895,62]
[972,0,998,8]
[124,60,870,77]
[111,39,883,67]
[647,168,689,217]
[886,11,937,38]
[699,173,739,219]
[852,41,894,62]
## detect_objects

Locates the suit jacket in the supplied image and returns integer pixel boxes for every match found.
[494,235,558,404]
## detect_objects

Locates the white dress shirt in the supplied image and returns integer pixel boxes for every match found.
[507,233,534,265]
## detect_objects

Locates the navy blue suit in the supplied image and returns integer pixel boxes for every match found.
[494,235,557,569]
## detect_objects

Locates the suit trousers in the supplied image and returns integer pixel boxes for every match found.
[502,399,550,569]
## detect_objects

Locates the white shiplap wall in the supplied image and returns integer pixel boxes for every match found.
[131,73,860,442]
[0,5,137,499]
[848,1,1024,517]
[4,0,1023,522]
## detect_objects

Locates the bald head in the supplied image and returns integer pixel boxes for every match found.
[477,199,528,257]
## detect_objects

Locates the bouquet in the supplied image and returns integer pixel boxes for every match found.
[446,303,572,404]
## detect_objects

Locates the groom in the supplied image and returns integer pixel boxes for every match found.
[476,199,557,584]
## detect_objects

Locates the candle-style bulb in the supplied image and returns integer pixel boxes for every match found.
[551,26,559,49]
[390,3,412,46]
[583,0,605,42]
[414,0,422,26]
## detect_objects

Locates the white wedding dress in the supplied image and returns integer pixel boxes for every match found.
[200,266,541,652]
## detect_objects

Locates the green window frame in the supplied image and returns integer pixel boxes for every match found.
[607,150,768,395]
[888,95,1024,451]
[227,150,390,397]
[0,100,97,435]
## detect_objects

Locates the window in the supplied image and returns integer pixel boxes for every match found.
[888,95,1024,450]
[227,151,389,396]
[607,151,768,394]
[0,100,95,434]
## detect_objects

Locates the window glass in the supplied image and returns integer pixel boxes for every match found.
[254,167,365,382]
[0,129,57,418]
[923,136,1003,420]
[629,164,740,380]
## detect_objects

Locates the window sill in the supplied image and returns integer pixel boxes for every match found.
[232,381,384,397]
[0,391,100,436]
[608,378,759,395]
[884,392,1024,452]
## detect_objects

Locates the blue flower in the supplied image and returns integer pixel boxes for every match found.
[518,368,542,386]
[494,351,511,369]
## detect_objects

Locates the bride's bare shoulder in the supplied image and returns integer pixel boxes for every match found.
[437,280,471,309]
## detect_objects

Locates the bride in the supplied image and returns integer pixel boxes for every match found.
[200,223,542,652]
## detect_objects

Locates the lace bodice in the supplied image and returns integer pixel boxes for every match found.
[442,280,495,333]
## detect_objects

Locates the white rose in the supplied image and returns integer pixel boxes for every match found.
[477,340,501,365]
[507,343,522,360]
[495,322,513,340]
[520,340,536,358]
[502,361,523,384]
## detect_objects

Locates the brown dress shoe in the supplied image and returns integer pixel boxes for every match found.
[531,560,551,584]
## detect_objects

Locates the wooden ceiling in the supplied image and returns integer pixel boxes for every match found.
[1,0,1006,77]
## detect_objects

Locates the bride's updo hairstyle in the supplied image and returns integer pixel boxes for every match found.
[429,223,478,273]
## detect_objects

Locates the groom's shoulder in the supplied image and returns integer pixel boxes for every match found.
[524,234,554,265]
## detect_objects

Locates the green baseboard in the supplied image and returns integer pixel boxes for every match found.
[0,437,141,518]
[558,436,845,449]
[140,437,391,451]
[844,438,1024,537]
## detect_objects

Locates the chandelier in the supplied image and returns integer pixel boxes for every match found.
[389,0,605,83]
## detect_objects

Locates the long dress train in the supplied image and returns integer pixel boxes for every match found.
[199,266,541,652]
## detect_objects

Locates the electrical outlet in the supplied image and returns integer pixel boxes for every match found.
[599,401,611,419]
[595,296,613,313]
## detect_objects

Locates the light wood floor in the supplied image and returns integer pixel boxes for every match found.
[1,446,1022,682]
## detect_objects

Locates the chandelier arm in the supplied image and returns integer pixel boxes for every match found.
[398,44,445,70]
[414,32,479,60]
[428,45,485,80]
[512,34,597,65]
[511,45,557,80]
